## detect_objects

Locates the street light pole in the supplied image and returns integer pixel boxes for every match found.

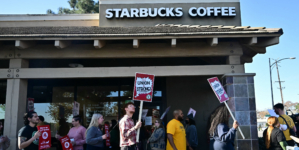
[269,57,296,106]
[269,58,274,106]
[275,60,284,105]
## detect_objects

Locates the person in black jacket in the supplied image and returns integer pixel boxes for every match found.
[109,120,119,150]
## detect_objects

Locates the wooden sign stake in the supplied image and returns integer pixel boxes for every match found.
[224,101,245,139]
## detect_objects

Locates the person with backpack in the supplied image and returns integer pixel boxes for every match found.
[274,103,297,146]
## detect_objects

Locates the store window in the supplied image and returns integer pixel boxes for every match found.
[77,86,119,127]
[0,80,6,120]
[27,78,165,138]
[30,85,74,137]
[0,80,6,134]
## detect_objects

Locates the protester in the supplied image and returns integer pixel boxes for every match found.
[274,103,297,146]
[166,109,186,150]
[186,114,198,150]
[56,115,86,150]
[18,111,41,150]
[85,113,107,150]
[109,119,120,150]
[295,115,299,138]
[103,121,110,150]
[208,104,238,150]
[119,102,142,150]
[148,118,165,150]
[37,116,46,127]
[263,116,288,150]
[0,120,10,150]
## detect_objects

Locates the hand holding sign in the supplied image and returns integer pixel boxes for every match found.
[37,125,51,150]
[60,136,73,150]
[207,77,245,139]
[133,73,155,143]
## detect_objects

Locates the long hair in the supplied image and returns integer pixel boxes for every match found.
[265,117,278,149]
[85,113,103,136]
[24,111,37,125]
[208,104,230,135]
[154,118,165,130]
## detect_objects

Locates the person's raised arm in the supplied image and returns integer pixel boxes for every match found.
[167,133,177,150]
[18,131,41,149]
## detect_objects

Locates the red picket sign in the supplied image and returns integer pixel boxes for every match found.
[60,135,73,150]
[133,73,155,102]
[207,77,229,103]
[104,124,111,147]
[37,125,51,150]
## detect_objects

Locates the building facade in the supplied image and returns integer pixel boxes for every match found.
[0,0,283,149]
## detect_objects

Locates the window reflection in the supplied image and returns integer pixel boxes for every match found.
[32,86,74,137]
[77,86,119,127]
[0,80,6,134]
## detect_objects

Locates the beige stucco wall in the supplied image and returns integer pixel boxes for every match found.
[0,14,99,27]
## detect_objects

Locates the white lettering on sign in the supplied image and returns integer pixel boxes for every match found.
[105,7,235,18]
[211,80,225,98]
[135,77,153,97]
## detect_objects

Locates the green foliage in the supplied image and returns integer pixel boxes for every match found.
[0,104,5,112]
[46,102,73,122]
[47,0,99,14]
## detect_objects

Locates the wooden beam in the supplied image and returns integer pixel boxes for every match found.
[256,37,279,47]
[55,40,71,49]
[171,39,176,47]
[133,39,139,48]
[0,69,13,79]
[10,42,243,59]
[243,45,266,54]
[242,37,257,45]
[241,56,253,63]
[15,40,35,49]
[94,40,106,49]
[0,49,14,59]
[207,38,218,46]
[0,65,245,79]
[227,56,241,64]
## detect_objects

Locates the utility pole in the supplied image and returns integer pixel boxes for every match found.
[275,60,285,105]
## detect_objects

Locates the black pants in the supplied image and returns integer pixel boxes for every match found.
[121,145,136,150]
[286,140,295,146]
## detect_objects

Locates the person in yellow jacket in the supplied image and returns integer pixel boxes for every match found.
[274,103,297,146]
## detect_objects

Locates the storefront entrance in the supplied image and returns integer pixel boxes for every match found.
[27,78,166,137]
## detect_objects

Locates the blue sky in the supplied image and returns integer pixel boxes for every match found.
[0,0,298,111]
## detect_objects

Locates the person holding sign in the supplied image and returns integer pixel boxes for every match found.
[85,113,107,150]
[56,115,86,150]
[208,104,239,150]
[274,103,297,146]
[119,102,142,150]
[18,111,41,150]
[166,109,186,150]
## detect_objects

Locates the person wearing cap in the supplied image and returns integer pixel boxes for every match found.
[186,114,198,150]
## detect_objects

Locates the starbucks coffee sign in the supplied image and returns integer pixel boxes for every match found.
[105,7,236,18]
